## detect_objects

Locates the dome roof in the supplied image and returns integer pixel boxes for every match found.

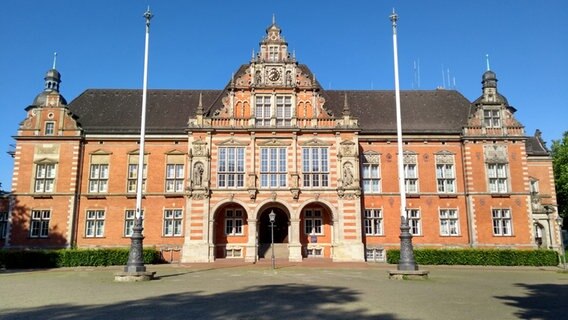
[32,89,67,107]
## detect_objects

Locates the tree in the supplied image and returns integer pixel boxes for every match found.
[552,131,568,225]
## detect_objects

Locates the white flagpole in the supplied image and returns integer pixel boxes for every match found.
[136,8,153,221]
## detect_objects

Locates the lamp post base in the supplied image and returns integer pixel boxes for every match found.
[398,216,418,271]
[117,218,153,281]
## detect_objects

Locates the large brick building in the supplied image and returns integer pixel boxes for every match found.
[3,21,562,262]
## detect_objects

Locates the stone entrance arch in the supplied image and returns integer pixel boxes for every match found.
[212,202,249,259]
[258,207,289,244]
[299,201,335,258]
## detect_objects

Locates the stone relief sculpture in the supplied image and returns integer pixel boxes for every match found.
[343,163,354,187]
[193,162,204,187]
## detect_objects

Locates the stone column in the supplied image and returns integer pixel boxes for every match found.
[289,218,302,262]
[245,218,258,262]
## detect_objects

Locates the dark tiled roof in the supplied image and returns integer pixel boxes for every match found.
[525,136,549,156]
[68,88,470,135]
[324,89,471,134]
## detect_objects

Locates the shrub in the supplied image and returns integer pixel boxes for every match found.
[386,248,559,266]
[0,248,163,269]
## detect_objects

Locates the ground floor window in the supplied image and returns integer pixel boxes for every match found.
[85,210,105,238]
[30,210,50,238]
[406,209,421,236]
[0,211,8,239]
[225,209,244,235]
[439,209,459,236]
[492,208,512,236]
[124,209,144,237]
[304,209,323,235]
[225,247,243,258]
[365,248,385,262]
[163,209,183,236]
[306,247,323,257]
[364,209,383,235]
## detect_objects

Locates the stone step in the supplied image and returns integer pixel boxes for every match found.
[258,243,289,259]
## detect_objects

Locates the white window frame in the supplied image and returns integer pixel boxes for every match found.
[89,164,109,193]
[492,208,512,236]
[218,147,245,188]
[45,122,55,135]
[165,164,184,193]
[127,163,147,193]
[268,46,279,62]
[304,209,323,235]
[487,163,508,193]
[163,209,183,237]
[436,163,455,193]
[260,147,287,188]
[0,211,8,240]
[406,209,421,236]
[30,210,50,238]
[483,109,501,128]
[255,96,272,126]
[276,95,292,127]
[302,147,329,188]
[439,209,460,236]
[225,247,243,258]
[85,210,105,238]
[34,163,56,193]
[404,163,418,193]
[364,209,383,236]
[225,209,244,236]
[362,162,381,193]
[124,209,144,237]
[366,248,386,262]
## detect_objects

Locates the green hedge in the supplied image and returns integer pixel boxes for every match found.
[386,248,559,266]
[0,248,163,269]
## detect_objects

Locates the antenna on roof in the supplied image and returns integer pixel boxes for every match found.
[485,54,491,71]
[52,52,57,69]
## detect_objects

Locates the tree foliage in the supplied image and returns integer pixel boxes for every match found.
[552,131,568,220]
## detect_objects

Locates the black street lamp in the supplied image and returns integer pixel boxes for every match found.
[269,210,276,270]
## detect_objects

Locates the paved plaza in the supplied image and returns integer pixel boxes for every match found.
[1,261,567,319]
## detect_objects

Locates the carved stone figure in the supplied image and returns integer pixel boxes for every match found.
[343,163,354,187]
[193,162,204,187]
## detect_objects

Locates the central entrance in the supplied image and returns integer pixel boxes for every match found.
[258,207,289,244]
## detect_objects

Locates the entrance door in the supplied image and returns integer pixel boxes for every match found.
[258,208,289,244]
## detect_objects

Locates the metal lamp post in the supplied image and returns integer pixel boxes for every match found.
[269,210,276,270]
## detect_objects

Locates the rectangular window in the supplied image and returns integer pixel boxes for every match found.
[304,210,323,235]
[30,210,50,238]
[255,96,272,126]
[34,163,56,193]
[406,209,421,236]
[366,248,385,262]
[276,96,292,127]
[85,210,105,238]
[163,209,183,236]
[124,209,144,237]
[269,46,278,62]
[492,208,512,236]
[439,209,459,236]
[127,163,147,193]
[364,209,383,235]
[404,164,418,193]
[0,211,8,239]
[165,164,184,193]
[45,122,55,135]
[225,247,243,258]
[89,164,109,193]
[225,209,244,235]
[261,147,287,188]
[218,147,245,188]
[362,163,380,193]
[302,148,329,187]
[484,109,501,128]
[436,164,455,193]
[488,163,508,193]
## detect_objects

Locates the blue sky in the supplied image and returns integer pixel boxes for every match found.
[1,0,567,191]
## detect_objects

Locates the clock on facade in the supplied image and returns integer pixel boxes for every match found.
[268,68,281,82]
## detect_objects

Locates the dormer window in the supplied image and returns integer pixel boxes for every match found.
[269,46,278,62]
[45,122,55,135]
[483,109,501,128]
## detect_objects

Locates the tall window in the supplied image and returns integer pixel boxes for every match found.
[492,208,512,236]
[225,209,244,235]
[85,210,105,238]
[488,163,508,193]
[124,209,144,237]
[127,163,147,193]
[484,109,501,128]
[34,163,56,193]
[261,147,287,188]
[165,164,184,193]
[304,209,323,235]
[436,164,455,193]
[255,96,272,126]
[364,209,383,236]
[276,96,292,126]
[0,211,8,239]
[406,209,421,235]
[218,147,245,188]
[89,164,109,193]
[30,210,50,238]
[269,46,278,61]
[302,148,329,187]
[45,122,55,135]
[439,209,459,236]
[362,162,380,193]
[163,209,183,236]
[404,164,418,193]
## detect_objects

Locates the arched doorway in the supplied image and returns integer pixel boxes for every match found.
[258,207,289,259]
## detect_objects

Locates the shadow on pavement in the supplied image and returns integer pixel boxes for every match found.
[2,283,403,320]
[495,283,568,320]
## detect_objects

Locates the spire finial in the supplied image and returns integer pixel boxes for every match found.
[272,13,276,25]
[343,93,350,116]
[485,54,491,71]
[197,92,204,115]
[52,52,57,69]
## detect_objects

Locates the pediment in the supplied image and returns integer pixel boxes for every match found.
[257,138,292,147]
[216,138,250,146]
[299,138,331,147]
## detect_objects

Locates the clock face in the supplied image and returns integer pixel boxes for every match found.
[268,68,281,81]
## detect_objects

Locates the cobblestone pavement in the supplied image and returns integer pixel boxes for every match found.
[1,260,567,320]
